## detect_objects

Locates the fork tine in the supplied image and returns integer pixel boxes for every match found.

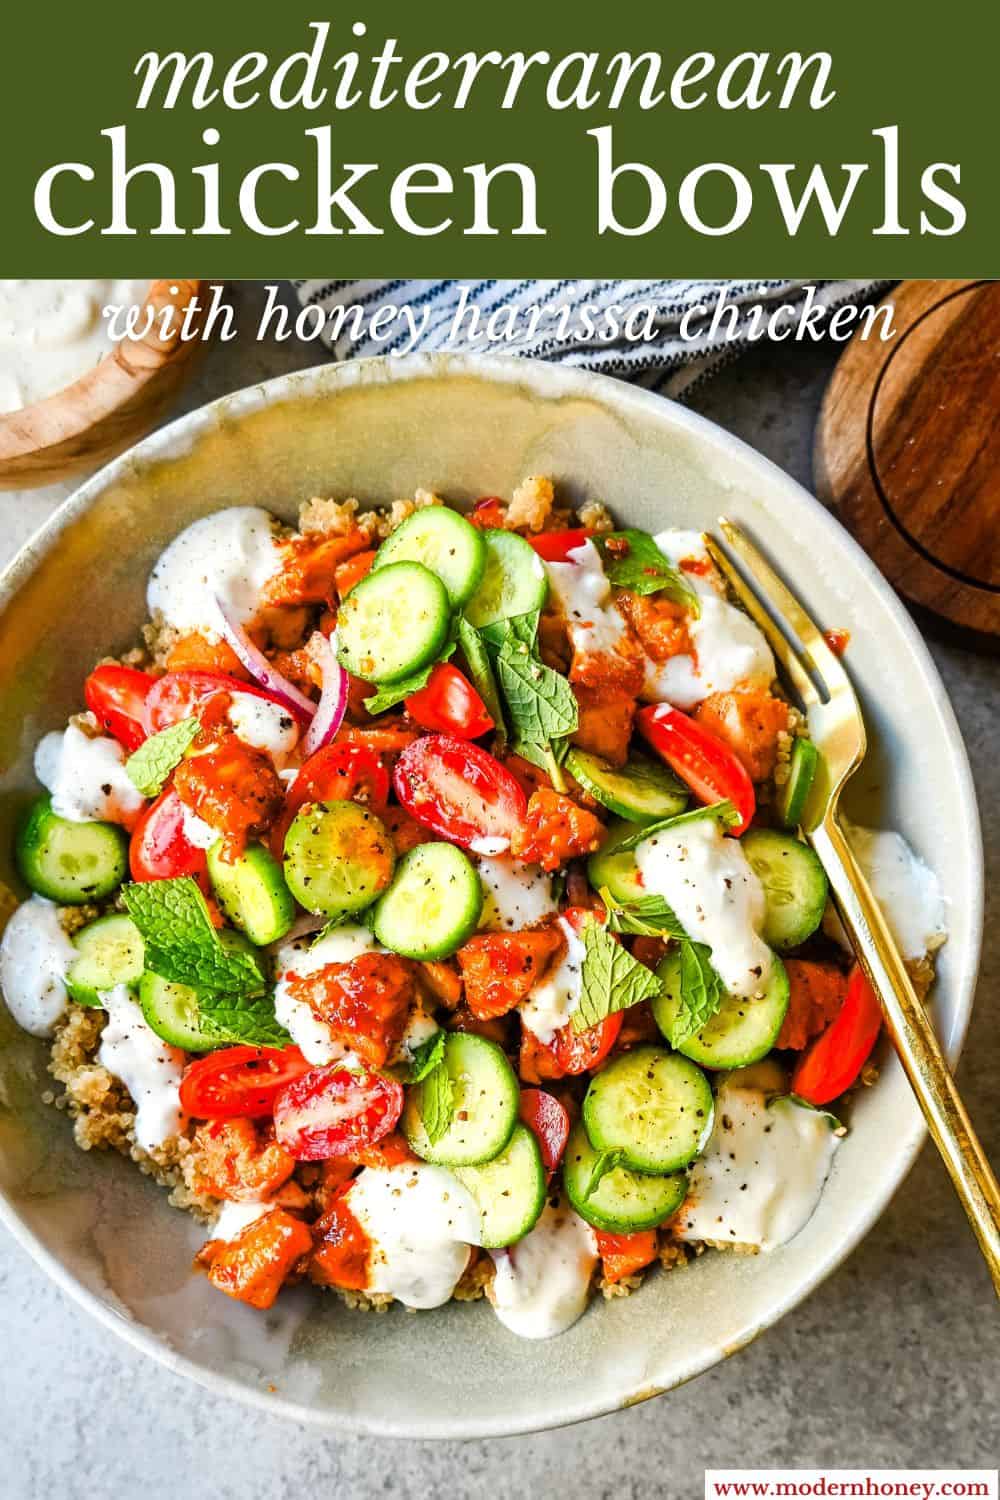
[703,533,820,710]
[715,518,855,699]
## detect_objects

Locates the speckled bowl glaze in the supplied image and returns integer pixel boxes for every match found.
[0,355,983,1437]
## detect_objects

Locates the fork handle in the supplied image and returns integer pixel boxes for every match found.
[813,819,1000,1296]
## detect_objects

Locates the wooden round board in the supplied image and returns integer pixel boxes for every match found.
[814,279,1000,644]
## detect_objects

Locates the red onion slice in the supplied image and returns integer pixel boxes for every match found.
[214,596,316,723]
[301,634,348,757]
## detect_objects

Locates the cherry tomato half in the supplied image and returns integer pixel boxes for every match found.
[518,1088,570,1177]
[393,733,527,851]
[792,965,882,1107]
[180,1045,314,1120]
[527,529,593,563]
[521,1012,623,1082]
[405,664,493,740]
[84,665,157,751]
[269,744,390,858]
[144,670,307,735]
[274,1064,404,1161]
[636,703,755,835]
[129,787,208,882]
[594,1230,658,1283]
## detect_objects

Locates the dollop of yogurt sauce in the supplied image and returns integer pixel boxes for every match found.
[519,915,585,1041]
[96,984,185,1152]
[227,693,299,768]
[843,819,946,961]
[477,855,558,932]
[146,507,282,637]
[640,530,775,708]
[675,1077,841,1251]
[0,279,150,414]
[273,924,378,1065]
[489,1200,597,1339]
[0,895,76,1036]
[635,817,773,998]
[35,724,145,830]
[211,1199,272,1242]
[347,1161,482,1309]
[545,538,630,657]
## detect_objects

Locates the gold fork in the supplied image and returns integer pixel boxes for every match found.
[705,518,1000,1295]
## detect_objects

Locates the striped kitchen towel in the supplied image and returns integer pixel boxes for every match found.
[293,278,889,398]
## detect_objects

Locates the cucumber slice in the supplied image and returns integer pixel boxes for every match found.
[403,1031,519,1166]
[66,914,145,1005]
[453,1122,546,1247]
[567,750,688,825]
[337,561,451,683]
[776,738,820,830]
[586,817,646,904]
[283,801,395,918]
[138,930,262,1052]
[563,1122,687,1233]
[583,1046,714,1174]
[373,507,486,608]
[207,841,295,946]
[653,949,790,1070]
[372,842,482,960]
[740,828,828,950]
[464,529,549,629]
[15,795,128,905]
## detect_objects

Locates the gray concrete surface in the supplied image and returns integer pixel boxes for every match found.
[2,282,997,1497]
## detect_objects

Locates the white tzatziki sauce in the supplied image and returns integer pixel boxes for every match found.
[675,1081,841,1250]
[545,539,630,658]
[0,279,150,414]
[636,817,773,999]
[468,835,510,856]
[273,925,378,1065]
[843,820,946,961]
[146,507,281,636]
[477,855,558,932]
[489,1200,597,1339]
[0,896,76,1036]
[640,529,775,709]
[519,916,585,1042]
[178,803,220,850]
[97,984,185,1152]
[211,1199,272,1244]
[227,693,300,768]
[35,724,145,830]
[347,1162,481,1309]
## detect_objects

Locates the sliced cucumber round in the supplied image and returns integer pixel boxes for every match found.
[373,507,486,608]
[586,817,646,904]
[15,795,128,906]
[563,1122,687,1234]
[402,1031,518,1166]
[464,528,549,629]
[372,841,482,960]
[776,738,820,830]
[66,913,145,1006]
[453,1122,546,1247]
[653,949,790,1070]
[138,931,262,1052]
[207,841,295,946]
[337,560,451,683]
[583,1046,714,1174]
[741,828,828,951]
[567,750,688,825]
[283,801,395,918]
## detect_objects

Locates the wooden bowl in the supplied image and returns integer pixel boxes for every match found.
[0,279,209,490]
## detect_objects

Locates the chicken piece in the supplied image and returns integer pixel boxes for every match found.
[457,928,566,1020]
[777,960,849,1051]
[615,590,693,663]
[309,1187,371,1291]
[511,789,606,872]
[264,529,370,607]
[189,1118,297,1202]
[571,685,636,768]
[694,690,790,782]
[174,733,285,859]
[417,959,464,1008]
[284,952,415,1068]
[382,804,436,857]
[334,549,377,598]
[197,1208,312,1309]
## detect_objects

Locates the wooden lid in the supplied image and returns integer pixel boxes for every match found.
[814,279,1000,645]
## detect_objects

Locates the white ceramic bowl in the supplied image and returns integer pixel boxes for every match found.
[0,356,982,1437]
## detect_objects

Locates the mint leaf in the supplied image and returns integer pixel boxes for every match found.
[456,618,507,750]
[418,1059,455,1144]
[122,878,267,994]
[509,737,570,773]
[495,638,578,744]
[479,610,540,652]
[406,1029,445,1084]
[600,887,687,941]
[595,530,701,613]
[615,800,740,854]
[671,941,724,1047]
[200,990,292,1049]
[125,718,200,799]
[363,640,456,715]
[572,918,660,1032]
[583,1148,625,1202]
